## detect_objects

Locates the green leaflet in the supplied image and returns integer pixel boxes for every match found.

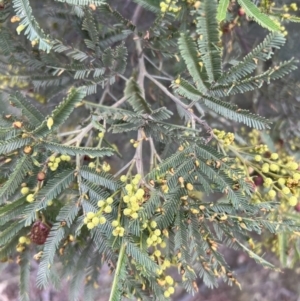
[196,0,222,83]
[178,33,207,91]
[0,137,32,155]
[126,242,159,275]
[124,77,152,114]
[41,141,114,157]
[217,32,286,85]
[237,0,280,31]
[31,87,86,138]
[175,79,271,129]
[0,220,25,246]
[25,169,75,224]
[278,232,288,267]
[0,196,25,216]
[131,0,161,13]
[217,0,229,21]
[80,166,121,190]
[12,0,53,52]
[55,0,105,5]
[0,155,32,202]
[9,92,44,126]
[36,223,66,288]
[19,249,31,301]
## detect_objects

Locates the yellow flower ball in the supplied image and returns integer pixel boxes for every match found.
[87,212,95,219]
[269,164,279,172]
[87,222,95,230]
[26,194,35,203]
[262,163,269,173]
[92,217,100,226]
[268,190,276,199]
[154,250,161,257]
[124,208,132,216]
[106,197,114,205]
[154,229,161,236]
[111,220,119,227]
[98,132,104,138]
[131,212,138,219]
[165,275,174,285]
[125,184,133,191]
[123,195,130,203]
[150,221,157,228]
[132,178,139,185]
[99,216,106,224]
[270,153,279,160]
[120,175,127,182]
[21,187,30,195]
[104,205,112,213]
[282,187,291,195]
[293,173,300,180]
[98,200,105,207]
[164,291,170,298]
[88,162,96,169]
[19,236,27,244]
[254,155,262,162]
[290,162,299,170]
[288,196,298,206]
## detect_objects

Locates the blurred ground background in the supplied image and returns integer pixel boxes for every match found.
[1,249,300,300]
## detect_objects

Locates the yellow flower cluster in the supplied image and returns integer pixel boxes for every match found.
[213,129,235,146]
[48,154,71,171]
[111,220,125,237]
[83,211,106,230]
[16,236,31,252]
[283,3,298,11]
[157,274,175,298]
[160,0,180,13]
[98,197,114,213]
[123,175,144,220]
[253,144,268,154]
[251,149,300,206]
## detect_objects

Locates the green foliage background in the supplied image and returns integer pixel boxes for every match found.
[0,0,300,300]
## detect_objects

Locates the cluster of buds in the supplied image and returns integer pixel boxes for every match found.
[250,143,300,207]
[157,274,175,298]
[282,3,298,12]
[111,220,125,237]
[16,236,31,253]
[88,160,111,172]
[213,129,235,146]
[48,154,71,171]
[146,221,167,248]
[84,211,106,230]
[160,0,180,13]
[121,174,147,220]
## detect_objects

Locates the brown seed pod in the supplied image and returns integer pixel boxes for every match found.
[37,171,46,181]
[30,221,51,245]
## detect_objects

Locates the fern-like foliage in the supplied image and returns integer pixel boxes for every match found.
[0,0,298,300]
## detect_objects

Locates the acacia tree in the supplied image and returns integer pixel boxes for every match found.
[0,0,300,300]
